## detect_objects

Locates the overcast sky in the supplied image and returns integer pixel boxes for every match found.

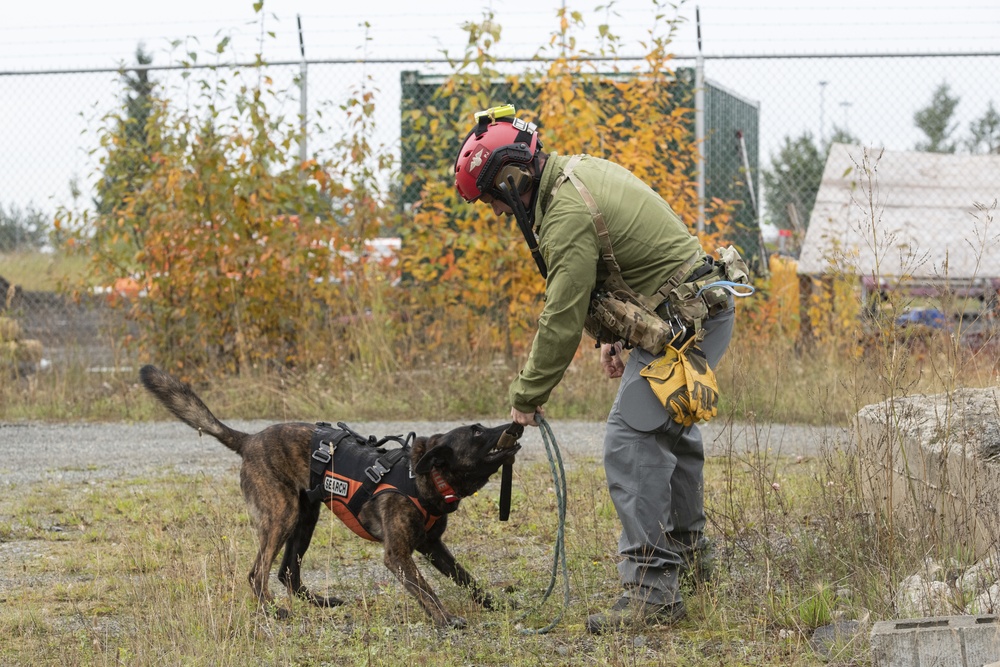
[3,0,998,69]
[2,1,999,215]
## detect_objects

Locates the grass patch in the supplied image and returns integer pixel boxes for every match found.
[0,444,941,666]
[0,250,91,292]
[3,326,998,425]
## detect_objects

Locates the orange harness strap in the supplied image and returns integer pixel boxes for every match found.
[324,473,440,541]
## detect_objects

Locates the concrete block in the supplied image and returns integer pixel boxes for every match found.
[965,616,1000,666]
[871,615,1000,667]
[856,388,1000,560]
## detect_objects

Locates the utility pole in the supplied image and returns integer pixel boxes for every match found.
[819,80,828,143]
[297,14,307,165]
[840,100,852,133]
[560,0,567,57]
[695,5,705,234]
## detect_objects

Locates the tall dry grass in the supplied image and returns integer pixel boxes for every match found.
[1,446,889,666]
[4,150,1000,665]
[2,306,997,426]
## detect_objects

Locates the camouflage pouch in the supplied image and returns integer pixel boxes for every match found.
[586,291,679,353]
[716,245,750,284]
[665,281,710,330]
[583,306,618,346]
[663,246,751,333]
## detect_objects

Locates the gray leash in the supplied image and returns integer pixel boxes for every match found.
[514,415,570,635]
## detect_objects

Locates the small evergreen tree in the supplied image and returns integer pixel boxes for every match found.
[763,132,823,234]
[58,29,369,372]
[966,101,1000,154]
[0,202,48,251]
[94,44,157,217]
[763,127,858,236]
[914,83,960,153]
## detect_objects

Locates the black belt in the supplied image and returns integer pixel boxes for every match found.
[685,256,716,283]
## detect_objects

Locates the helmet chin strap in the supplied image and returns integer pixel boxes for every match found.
[498,176,547,279]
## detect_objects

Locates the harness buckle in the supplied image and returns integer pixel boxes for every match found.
[365,460,390,483]
[312,444,332,465]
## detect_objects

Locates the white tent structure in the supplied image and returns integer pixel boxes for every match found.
[797,143,1000,295]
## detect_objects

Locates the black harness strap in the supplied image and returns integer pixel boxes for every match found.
[343,446,411,519]
[304,422,415,508]
[499,176,547,279]
[305,423,352,504]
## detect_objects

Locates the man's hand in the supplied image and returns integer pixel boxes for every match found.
[511,405,543,427]
[600,342,625,379]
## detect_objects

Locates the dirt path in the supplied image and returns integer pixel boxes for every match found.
[0,419,850,487]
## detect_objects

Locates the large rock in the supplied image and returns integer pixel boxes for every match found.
[856,387,1000,560]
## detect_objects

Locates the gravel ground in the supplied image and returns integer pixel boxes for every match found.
[0,419,851,487]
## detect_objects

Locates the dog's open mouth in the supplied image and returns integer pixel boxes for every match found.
[485,442,521,464]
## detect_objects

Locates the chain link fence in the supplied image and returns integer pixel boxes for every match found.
[2,52,999,370]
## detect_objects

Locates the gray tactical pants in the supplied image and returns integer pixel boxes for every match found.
[603,304,735,606]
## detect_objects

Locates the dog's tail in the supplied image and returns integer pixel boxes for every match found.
[139,365,248,456]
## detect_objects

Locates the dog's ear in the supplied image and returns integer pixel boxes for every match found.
[413,435,456,474]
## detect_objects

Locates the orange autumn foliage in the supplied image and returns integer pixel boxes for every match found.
[400,8,738,361]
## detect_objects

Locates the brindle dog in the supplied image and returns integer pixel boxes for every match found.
[139,365,522,628]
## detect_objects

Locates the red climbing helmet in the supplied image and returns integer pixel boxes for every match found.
[454,104,541,202]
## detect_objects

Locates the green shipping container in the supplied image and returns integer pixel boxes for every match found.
[400,68,761,266]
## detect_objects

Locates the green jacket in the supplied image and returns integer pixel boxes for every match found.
[509,153,704,413]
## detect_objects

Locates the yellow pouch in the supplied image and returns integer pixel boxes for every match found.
[639,337,719,427]
[679,344,719,423]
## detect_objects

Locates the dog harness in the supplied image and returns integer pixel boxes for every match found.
[305,422,442,542]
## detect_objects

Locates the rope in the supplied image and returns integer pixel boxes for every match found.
[514,415,570,635]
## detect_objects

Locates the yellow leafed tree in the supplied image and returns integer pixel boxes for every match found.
[400,6,737,361]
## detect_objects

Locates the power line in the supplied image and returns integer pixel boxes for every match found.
[4,49,999,78]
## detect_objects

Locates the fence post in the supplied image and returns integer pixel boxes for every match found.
[297,14,308,166]
[797,273,816,354]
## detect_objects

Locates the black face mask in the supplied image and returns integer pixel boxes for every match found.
[496,176,546,279]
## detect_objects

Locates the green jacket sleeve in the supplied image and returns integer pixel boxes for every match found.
[508,190,597,413]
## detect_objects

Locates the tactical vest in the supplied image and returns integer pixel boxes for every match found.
[306,423,440,542]
[551,155,749,349]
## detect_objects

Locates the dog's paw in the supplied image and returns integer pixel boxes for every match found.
[485,595,520,612]
[291,587,346,608]
[266,605,290,620]
[262,600,290,620]
[312,595,345,608]
[444,614,468,630]
[474,588,519,612]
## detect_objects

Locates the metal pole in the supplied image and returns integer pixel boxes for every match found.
[819,80,828,143]
[561,0,567,57]
[736,129,770,278]
[695,6,705,234]
[297,14,307,165]
[840,100,852,133]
